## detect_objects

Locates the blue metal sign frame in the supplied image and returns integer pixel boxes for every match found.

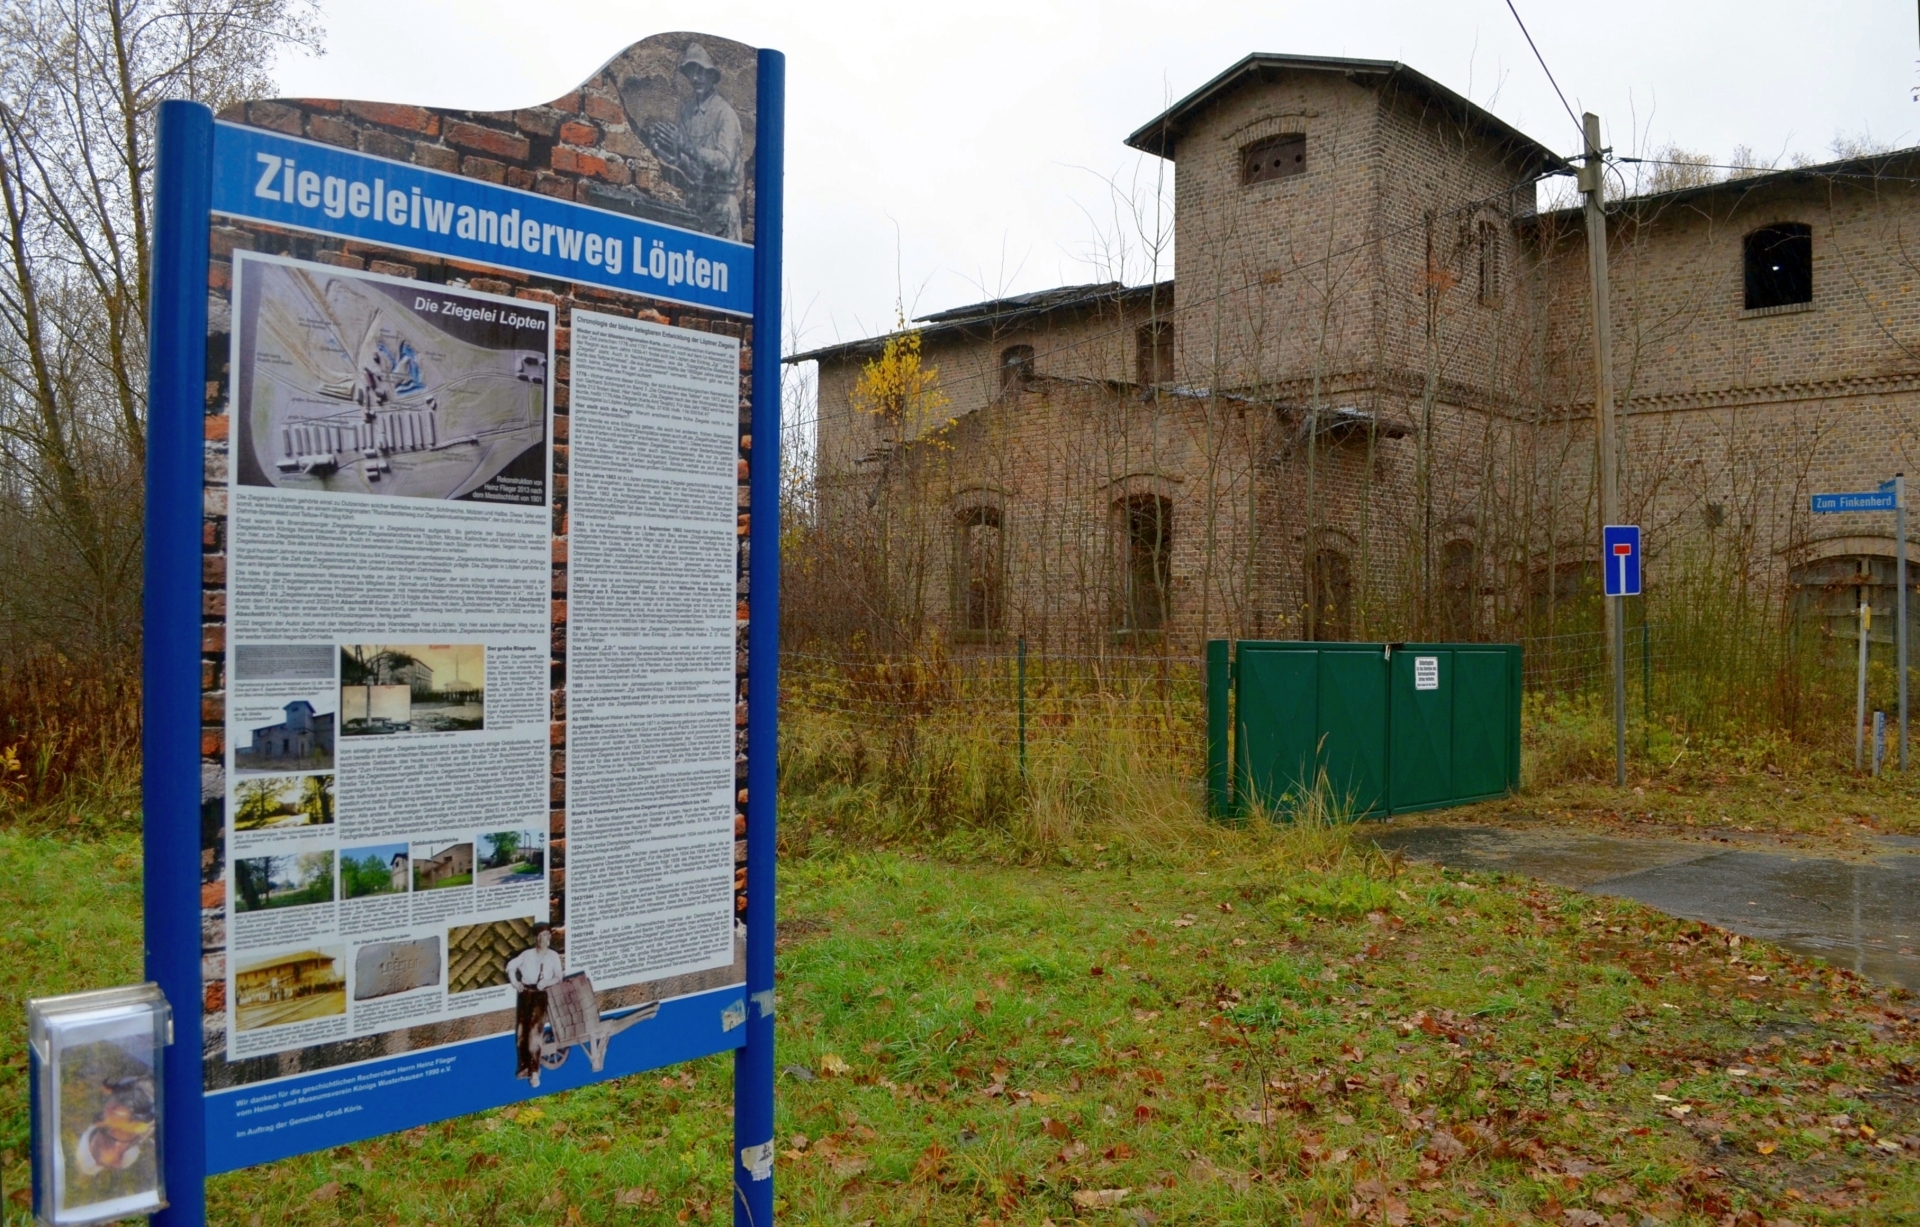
[1602,524,1641,597]
[137,43,783,1227]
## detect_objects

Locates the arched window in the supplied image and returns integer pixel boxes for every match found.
[955,506,1004,634]
[1117,495,1172,632]
[1744,223,1812,310]
[1310,548,1352,640]
[1000,344,1034,391]
[1791,553,1916,642]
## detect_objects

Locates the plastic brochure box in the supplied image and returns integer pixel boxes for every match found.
[27,983,173,1226]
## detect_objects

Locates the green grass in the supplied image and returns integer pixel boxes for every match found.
[0,830,144,1185]
[4,826,1919,1224]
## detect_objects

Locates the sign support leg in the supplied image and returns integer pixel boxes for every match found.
[1858,580,1871,772]
[1612,593,1627,788]
[1899,474,1909,770]
[147,99,214,1227]
[734,46,784,1227]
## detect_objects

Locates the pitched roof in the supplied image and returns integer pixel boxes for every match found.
[787,281,1172,365]
[1124,53,1568,174]
[1528,145,1920,223]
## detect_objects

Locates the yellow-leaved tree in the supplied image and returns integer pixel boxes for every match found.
[844,325,952,649]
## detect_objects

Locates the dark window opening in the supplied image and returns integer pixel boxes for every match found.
[1000,344,1034,391]
[1743,223,1812,310]
[1475,219,1502,306]
[1241,133,1306,185]
[1119,495,1172,632]
[1135,321,1174,385]
[1309,548,1352,641]
[957,506,1004,634]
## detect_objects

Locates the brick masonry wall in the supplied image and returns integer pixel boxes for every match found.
[1528,168,1920,581]
[199,36,755,1089]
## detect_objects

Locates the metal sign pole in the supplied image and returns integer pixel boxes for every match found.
[1613,594,1627,787]
[1857,571,1871,772]
[733,45,784,1227]
[1603,526,1638,789]
[147,99,214,1227]
[1900,473,1909,771]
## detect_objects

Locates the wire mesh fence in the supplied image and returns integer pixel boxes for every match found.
[780,616,1874,761]
[780,647,1207,753]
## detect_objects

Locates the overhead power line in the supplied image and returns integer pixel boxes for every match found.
[1502,0,1584,144]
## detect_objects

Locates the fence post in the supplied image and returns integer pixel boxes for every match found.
[1641,619,1651,757]
[1206,639,1230,820]
[1016,636,1028,780]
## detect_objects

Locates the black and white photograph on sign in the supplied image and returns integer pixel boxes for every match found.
[232,850,335,913]
[411,840,474,891]
[353,937,442,1001]
[232,642,336,684]
[51,1029,162,1220]
[231,774,333,831]
[341,644,485,735]
[478,829,544,888]
[446,917,541,994]
[231,253,551,504]
[340,842,410,898]
[232,693,336,772]
[233,947,347,1032]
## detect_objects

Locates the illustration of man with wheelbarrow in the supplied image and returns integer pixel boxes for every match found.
[507,923,563,1084]
[508,922,661,1088]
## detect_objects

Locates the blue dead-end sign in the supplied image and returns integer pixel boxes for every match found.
[1603,525,1641,596]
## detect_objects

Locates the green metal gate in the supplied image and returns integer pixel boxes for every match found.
[1206,641,1522,819]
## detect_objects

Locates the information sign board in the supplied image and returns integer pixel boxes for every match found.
[138,33,783,1227]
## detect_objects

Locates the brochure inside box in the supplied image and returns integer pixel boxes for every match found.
[28,983,172,1227]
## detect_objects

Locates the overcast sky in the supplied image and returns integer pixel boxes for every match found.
[276,0,1920,354]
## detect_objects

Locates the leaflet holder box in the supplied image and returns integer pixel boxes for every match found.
[28,983,173,1227]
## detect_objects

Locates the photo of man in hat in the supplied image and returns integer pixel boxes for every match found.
[640,41,745,240]
[506,922,562,1085]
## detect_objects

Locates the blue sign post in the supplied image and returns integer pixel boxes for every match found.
[1601,526,1641,786]
[1812,475,1907,771]
[111,34,784,1227]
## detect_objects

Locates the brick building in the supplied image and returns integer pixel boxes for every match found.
[793,53,1920,649]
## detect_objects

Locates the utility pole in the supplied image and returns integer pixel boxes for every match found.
[1580,112,1625,788]
[1900,472,1910,769]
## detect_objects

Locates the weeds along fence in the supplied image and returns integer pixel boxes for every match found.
[778,647,1211,853]
[780,609,1876,821]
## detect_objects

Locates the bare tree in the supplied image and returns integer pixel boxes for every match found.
[0,0,321,657]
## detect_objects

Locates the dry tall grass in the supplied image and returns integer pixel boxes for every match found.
[0,652,141,831]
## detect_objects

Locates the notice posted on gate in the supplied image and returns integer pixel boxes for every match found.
[195,32,758,1171]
